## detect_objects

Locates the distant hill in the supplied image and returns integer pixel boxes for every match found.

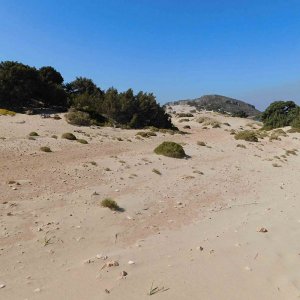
[165,94,261,117]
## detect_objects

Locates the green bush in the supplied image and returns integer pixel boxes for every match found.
[29,132,39,136]
[234,130,258,142]
[261,101,299,129]
[65,110,93,126]
[77,139,88,144]
[154,141,186,158]
[101,198,120,211]
[62,132,77,140]
[40,146,51,152]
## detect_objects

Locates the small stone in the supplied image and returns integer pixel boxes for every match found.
[196,246,204,251]
[34,288,41,293]
[128,260,135,265]
[258,227,268,233]
[0,283,6,289]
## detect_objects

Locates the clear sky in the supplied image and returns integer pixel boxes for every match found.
[1,0,300,110]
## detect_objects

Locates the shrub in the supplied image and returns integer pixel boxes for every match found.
[62,132,77,140]
[287,127,300,133]
[29,132,39,136]
[101,198,120,211]
[0,109,16,116]
[154,141,186,158]
[136,131,157,138]
[236,144,246,148]
[152,168,162,175]
[261,101,299,129]
[177,113,193,118]
[234,130,258,142]
[77,139,88,144]
[40,146,51,152]
[197,141,206,146]
[65,111,93,126]
[51,135,58,139]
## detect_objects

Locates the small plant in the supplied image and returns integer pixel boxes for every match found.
[136,131,157,138]
[286,149,297,156]
[62,132,77,140]
[77,139,88,144]
[104,167,111,171]
[29,132,39,137]
[287,127,300,133]
[43,236,52,246]
[176,113,193,118]
[272,163,281,167]
[40,146,52,152]
[51,135,58,139]
[183,125,191,129]
[178,118,190,123]
[234,130,258,142]
[148,282,169,296]
[53,114,61,120]
[101,198,120,211]
[197,141,206,146]
[154,141,186,158]
[152,168,162,175]
[90,161,97,166]
[65,111,93,126]
[236,144,246,148]
[0,109,16,116]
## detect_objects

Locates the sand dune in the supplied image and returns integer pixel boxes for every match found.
[1,107,300,299]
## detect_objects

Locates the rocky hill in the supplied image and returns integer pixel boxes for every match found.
[166,94,260,117]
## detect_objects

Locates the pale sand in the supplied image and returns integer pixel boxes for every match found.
[1,107,300,299]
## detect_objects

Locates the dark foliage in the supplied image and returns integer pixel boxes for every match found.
[261,101,300,129]
[0,61,67,108]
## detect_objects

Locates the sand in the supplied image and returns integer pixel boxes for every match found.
[1,107,300,299]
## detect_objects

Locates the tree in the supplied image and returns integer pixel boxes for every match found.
[39,66,64,85]
[261,101,299,129]
[0,61,41,107]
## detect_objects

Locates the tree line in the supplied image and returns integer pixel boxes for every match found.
[0,61,174,129]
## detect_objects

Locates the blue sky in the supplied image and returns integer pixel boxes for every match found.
[1,0,300,110]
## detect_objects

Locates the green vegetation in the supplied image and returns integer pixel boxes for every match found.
[40,146,52,152]
[62,132,77,140]
[261,101,300,130]
[101,198,120,211]
[234,130,258,142]
[0,61,174,129]
[136,131,157,138]
[154,141,186,158]
[176,113,193,117]
[197,141,206,146]
[152,168,162,175]
[77,139,88,144]
[0,108,16,116]
[29,132,39,137]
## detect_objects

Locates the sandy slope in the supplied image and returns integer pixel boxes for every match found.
[1,107,300,299]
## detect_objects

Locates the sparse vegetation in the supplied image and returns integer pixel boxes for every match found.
[29,132,39,137]
[197,141,206,146]
[101,198,120,211]
[152,168,162,175]
[183,125,191,129]
[77,139,88,144]
[65,110,94,126]
[62,132,77,140]
[0,109,16,116]
[40,146,52,152]
[236,144,246,148]
[176,113,193,118]
[234,130,258,142]
[154,141,186,158]
[272,163,281,167]
[136,131,157,138]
